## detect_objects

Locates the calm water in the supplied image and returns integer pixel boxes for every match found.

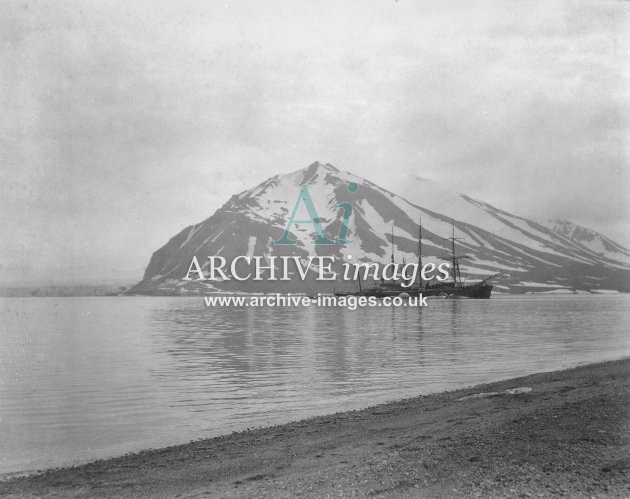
[0,294,628,475]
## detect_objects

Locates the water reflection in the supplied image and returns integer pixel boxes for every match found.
[0,295,628,475]
[147,294,630,425]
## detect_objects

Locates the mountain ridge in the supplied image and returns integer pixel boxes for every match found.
[130,162,630,295]
[547,219,630,259]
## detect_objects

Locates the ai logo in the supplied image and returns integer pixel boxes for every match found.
[274,182,359,245]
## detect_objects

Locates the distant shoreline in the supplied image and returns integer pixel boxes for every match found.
[1,288,627,297]
[1,358,628,497]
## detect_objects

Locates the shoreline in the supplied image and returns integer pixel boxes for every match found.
[1,359,628,497]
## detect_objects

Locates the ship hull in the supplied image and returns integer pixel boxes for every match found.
[358,282,493,299]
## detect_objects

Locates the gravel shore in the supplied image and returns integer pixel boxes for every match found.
[1,359,628,498]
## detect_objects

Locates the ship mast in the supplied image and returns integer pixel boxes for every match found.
[417,216,423,288]
[391,225,395,264]
[451,223,460,287]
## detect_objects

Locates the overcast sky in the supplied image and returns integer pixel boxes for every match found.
[1,0,628,285]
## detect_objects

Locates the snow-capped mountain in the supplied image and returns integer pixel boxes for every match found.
[130,162,630,295]
[546,219,630,262]
[390,175,630,267]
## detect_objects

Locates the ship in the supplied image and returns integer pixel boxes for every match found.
[337,219,496,299]
[420,224,496,299]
